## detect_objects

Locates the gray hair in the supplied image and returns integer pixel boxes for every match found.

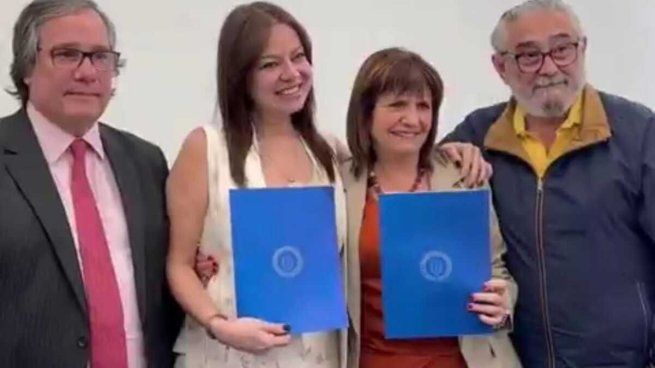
[7,0,119,106]
[490,0,584,52]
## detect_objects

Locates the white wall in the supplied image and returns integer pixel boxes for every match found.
[1,0,654,162]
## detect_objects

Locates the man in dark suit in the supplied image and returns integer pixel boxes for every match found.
[0,1,182,367]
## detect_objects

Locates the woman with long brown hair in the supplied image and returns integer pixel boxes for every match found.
[166,2,345,367]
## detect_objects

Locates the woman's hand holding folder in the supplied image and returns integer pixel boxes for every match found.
[206,316,292,354]
[467,278,511,329]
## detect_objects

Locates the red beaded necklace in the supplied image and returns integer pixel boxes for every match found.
[368,167,430,195]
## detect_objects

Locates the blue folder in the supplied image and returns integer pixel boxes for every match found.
[229,186,347,334]
[379,189,493,338]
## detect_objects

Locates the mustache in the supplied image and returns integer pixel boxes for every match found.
[533,78,568,89]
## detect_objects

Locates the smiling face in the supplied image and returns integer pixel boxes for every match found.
[492,9,586,117]
[24,9,115,132]
[248,23,313,119]
[345,48,443,177]
[370,88,433,160]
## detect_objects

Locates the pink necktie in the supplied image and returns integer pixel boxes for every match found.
[70,139,128,368]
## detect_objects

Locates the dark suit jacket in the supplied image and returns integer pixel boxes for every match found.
[0,109,183,368]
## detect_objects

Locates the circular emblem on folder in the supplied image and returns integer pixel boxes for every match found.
[272,246,304,278]
[420,251,453,282]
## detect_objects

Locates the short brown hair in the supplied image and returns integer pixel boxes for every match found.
[346,47,444,178]
[216,1,335,186]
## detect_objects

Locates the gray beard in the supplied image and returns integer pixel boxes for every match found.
[540,99,567,117]
[514,72,587,118]
[515,85,583,118]
[514,93,568,118]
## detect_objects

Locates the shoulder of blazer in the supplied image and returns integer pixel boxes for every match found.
[429,153,466,190]
[0,109,30,152]
[99,123,168,172]
[339,154,463,190]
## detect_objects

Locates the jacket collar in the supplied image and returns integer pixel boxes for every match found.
[484,84,612,162]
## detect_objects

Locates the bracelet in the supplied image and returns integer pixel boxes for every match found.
[204,313,227,340]
[493,310,511,330]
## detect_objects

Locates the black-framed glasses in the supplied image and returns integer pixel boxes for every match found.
[41,47,121,72]
[500,41,582,73]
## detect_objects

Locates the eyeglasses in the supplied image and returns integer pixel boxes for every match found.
[41,47,121,72]
[500,41,581,73]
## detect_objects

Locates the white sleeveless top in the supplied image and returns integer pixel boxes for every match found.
[174,124,347,368]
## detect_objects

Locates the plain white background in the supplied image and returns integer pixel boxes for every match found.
[1,0,654,162]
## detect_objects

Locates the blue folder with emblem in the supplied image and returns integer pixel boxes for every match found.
[229,186,347,334]
[379,189,493,338]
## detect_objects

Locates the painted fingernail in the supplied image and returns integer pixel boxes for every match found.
[283,324,291,333]
[467,303,474,310]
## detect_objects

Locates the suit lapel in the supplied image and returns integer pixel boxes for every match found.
[0,110,87,313]
[100,125,147,324]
